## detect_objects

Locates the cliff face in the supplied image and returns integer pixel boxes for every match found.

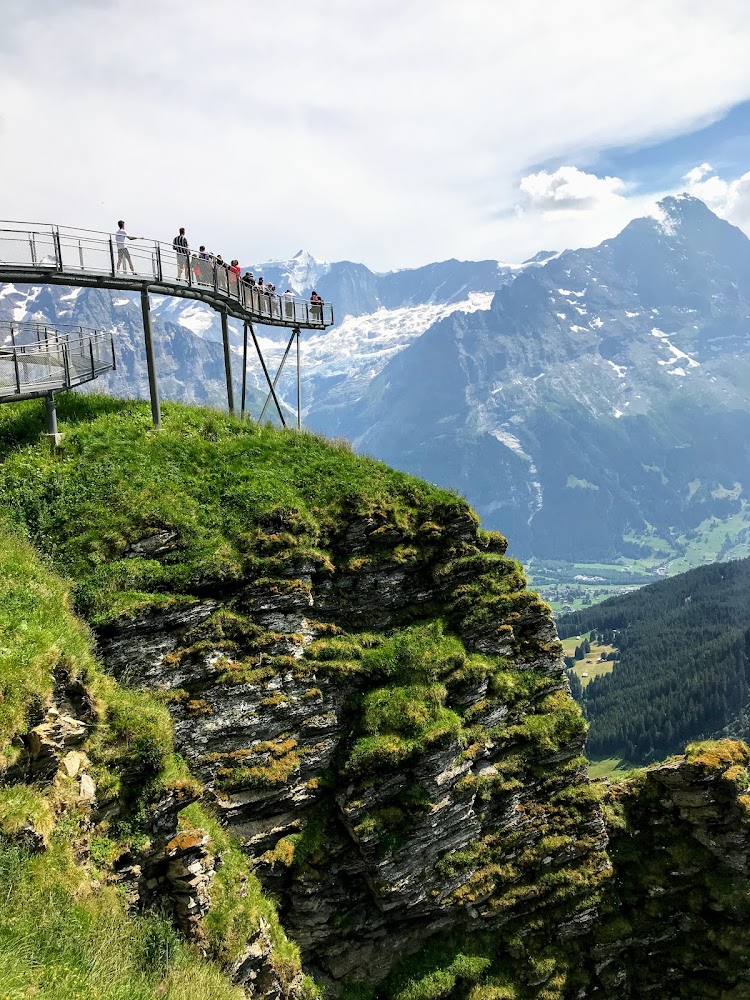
[95,490,608,991]
[594,741,750,999]
[1,398,749,1000]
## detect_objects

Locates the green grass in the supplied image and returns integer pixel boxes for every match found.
[0,395,471,625]
[0,486,309,998]
[0,839,245,1000]
[586,756,634,780]
[0,519,96,768]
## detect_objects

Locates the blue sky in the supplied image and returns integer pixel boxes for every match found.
[2,1,750,268]
[588,100,750,194]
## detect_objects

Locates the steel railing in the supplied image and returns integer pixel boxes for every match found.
[0,321,115,399]
[0,220,334,328]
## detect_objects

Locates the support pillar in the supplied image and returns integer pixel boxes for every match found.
[295,326,301,430]
[45,392,62,448]
[241,322,248,419]
[221,309,235,415]
[140,287,161,427]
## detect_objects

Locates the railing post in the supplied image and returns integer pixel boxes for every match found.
[78,241,84,270]
[89,340,95,378]
[12,346,21,394]
[156,244,163,282]
[53,228,63,272]
[111,332,117,371]
[109,236,116,276]
[221,309,235,415]
[140,287,162,427]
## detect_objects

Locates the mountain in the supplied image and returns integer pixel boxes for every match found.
[558,555,750,763]
[310,196,750,572]
[1,395,749,997]
[6,197,750,593]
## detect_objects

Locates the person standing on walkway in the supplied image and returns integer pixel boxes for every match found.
[115,221,138,274]
[173,227,190,280]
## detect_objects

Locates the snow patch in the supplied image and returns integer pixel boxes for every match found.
[490,428,531,462]
[625,311,639,318]
[112,298,130,306]
[556,312,566,320]
[569,325,587,333]
[177,304,215,336]
[607,360,627,378]
[651,327,699,367]
[590,317,603,329]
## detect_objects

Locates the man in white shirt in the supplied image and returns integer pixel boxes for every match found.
[115,221,137,274]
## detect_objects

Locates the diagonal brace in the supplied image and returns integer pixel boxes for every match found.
[248,323,286,427]
[259,328,297,424]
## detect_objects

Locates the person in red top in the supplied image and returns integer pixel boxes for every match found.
[228,259,241,295]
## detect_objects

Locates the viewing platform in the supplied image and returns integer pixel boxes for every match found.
[0,221,333,329]
[0,220,335,429]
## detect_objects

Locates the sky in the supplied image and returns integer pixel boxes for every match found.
[2,0,750,270]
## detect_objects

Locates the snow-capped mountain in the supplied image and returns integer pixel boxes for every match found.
[311,195,750,564]
[6,195,750,577]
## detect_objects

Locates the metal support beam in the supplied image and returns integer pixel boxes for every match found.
[241,321,248,419]
[140,287,162,427]
[45,392,63,447]
[221,309,235,415]
[45,392,58,436]
[249,324,286,428]
[295,326,301,431]
[259,328,296,424]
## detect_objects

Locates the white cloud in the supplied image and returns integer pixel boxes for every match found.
[683,166,750,229]
[519,167,627,212]
[683,162,714,185]
[1,1,750,268]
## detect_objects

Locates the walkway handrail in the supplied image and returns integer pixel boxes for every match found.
[0,323,116,402]
[0,219,333,329]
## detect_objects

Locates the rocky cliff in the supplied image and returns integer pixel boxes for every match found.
[1,396,749,999]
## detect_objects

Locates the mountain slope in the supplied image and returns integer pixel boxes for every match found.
[558,556,750,762]
[311,196,750,566]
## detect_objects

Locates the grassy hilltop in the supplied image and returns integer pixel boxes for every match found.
[1,395,749,1000]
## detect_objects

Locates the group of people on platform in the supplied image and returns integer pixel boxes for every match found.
[114,221,325,322]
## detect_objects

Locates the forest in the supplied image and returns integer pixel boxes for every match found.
[558,557,750,762]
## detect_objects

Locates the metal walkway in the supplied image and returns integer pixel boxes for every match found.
[0,220,335,429]
[0,221,333,330]
[0,323,116,402]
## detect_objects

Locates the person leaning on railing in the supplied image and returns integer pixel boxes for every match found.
[115,221,139,274]
[310,290,324,322]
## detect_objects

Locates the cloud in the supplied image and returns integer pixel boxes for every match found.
[683,165,750,229]
[519,167,627,212]
[683,162,714,185]
[2,1,750,268]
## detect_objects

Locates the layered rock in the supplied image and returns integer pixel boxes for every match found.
[94,503,610,989]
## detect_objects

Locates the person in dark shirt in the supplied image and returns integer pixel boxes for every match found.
[173,227,189,280]
[310,290,324,322]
